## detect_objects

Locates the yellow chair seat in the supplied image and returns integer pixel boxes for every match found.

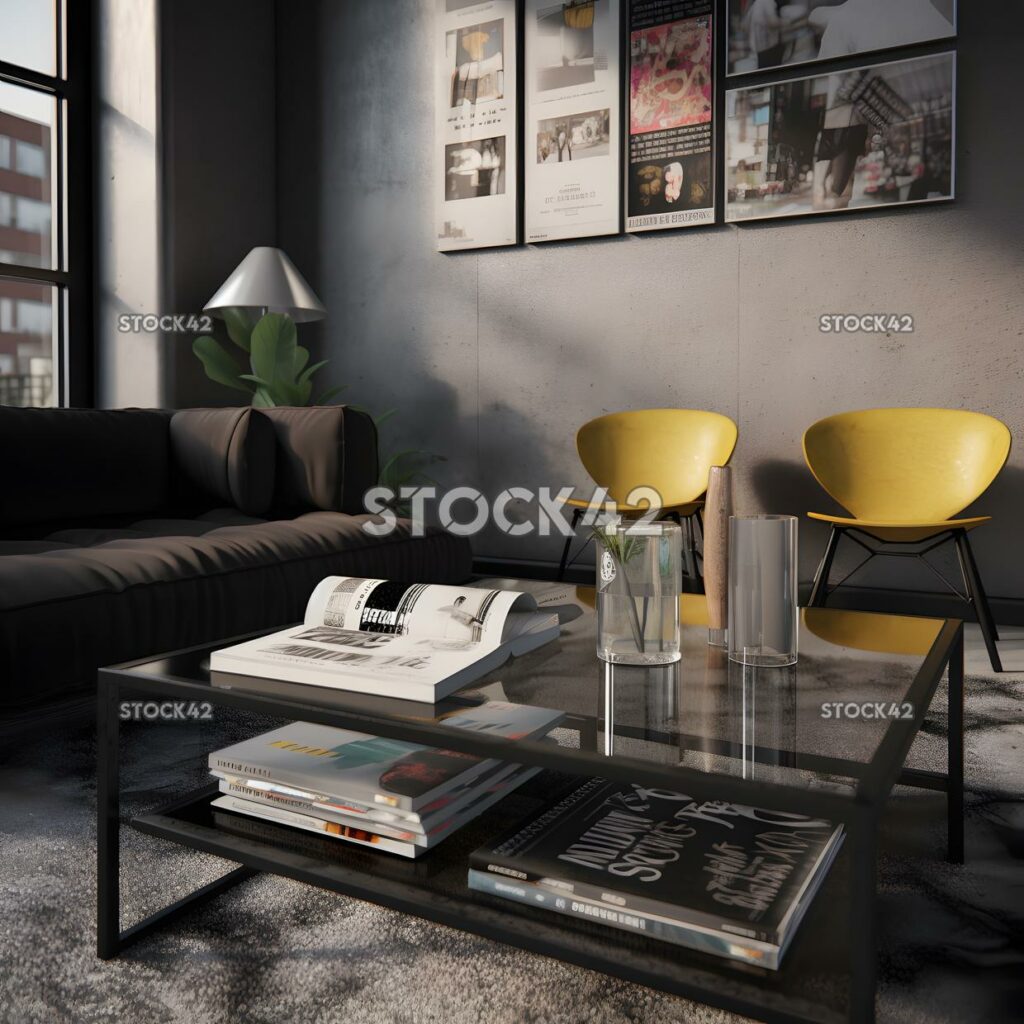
[564,496,704,517]
[807,511,990,543]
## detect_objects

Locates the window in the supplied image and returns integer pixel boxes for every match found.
[15,138,46,177]
[0,1,92,408]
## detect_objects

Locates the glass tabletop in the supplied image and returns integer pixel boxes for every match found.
[113,582,958,809]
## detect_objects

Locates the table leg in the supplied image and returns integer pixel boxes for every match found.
[847,806,878,1024]
[96,674,255,959]
[96,675,122,959]
[947,626,965,865]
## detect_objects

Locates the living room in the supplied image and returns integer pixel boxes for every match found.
[1,1,1021,1022]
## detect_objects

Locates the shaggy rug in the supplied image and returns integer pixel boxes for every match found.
[0,628,1022,1024]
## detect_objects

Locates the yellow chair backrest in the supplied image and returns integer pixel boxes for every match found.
[576,409,738,508]
[803,408,1011,523]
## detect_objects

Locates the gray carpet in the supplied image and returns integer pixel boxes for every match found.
[1,669,1022,1024]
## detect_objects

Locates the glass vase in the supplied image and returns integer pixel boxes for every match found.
[596,520,681,665]
[728,515,798,667]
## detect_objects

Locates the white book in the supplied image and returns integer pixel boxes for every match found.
[210,576,560,701]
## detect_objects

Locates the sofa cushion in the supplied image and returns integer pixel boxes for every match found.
[0,513,472,708]
[258,406,378,514]
[0,407,171,528]
[170,408,276,516]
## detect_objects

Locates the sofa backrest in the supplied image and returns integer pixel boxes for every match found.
[170,407,276,516]
[0,404,379,531]
[0,407,172,528]
[258,406,378,514]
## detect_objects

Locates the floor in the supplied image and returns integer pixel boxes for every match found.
[0,624,1021,1024]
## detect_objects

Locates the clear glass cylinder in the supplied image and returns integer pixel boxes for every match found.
[728,515,798,667]
[596,520,681,665]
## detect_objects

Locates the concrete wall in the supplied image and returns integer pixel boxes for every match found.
[94,0,165,408]
[160,0,278,407]
[287,2,1020,597]
[94,0,278,408]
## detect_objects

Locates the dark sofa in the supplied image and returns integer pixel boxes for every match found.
[0,405,472,710]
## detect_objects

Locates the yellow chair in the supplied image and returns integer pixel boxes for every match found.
[558,409,738,581]
[803,408,1011,671]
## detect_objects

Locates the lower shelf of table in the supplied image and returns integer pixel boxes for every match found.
[131,775,857,1024]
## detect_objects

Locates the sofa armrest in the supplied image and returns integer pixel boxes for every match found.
[256,406,378,514]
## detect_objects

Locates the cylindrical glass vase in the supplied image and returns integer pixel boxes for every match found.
[728,515,798,667]
[596,520,681,665]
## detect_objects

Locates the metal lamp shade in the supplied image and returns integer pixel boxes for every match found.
[204,247,326,323]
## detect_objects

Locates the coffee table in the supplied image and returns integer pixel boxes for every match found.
[97,588,964,1024]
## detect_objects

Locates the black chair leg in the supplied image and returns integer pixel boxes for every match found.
[954,530,1003,672]
[686,513,702,582]
[557,508,583,582]
[808,526,842,607]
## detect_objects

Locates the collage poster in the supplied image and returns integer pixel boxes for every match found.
[725,52,955,222]
[436,0,519,252]
[627,0,715,231]
[524,0,622,242]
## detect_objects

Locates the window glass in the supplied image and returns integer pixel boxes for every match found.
[0,0,57,77]
[0,276,55,406]
[0,80,56,269]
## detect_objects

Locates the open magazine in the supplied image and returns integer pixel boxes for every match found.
[210,577,560,701]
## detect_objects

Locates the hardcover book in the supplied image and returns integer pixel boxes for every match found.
[468,777,844,969]
[208,701,564,813]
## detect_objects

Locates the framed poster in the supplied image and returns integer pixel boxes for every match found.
[724,52,955,223]
[627,1,714,232]
[727,0,957,77]
[436,0,519,252]
[524,0,622,242]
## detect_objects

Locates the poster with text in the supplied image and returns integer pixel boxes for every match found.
[525,0,622,242]
[725,52,955,223]
[627,0,714,232]
[727,0,956,77]
[436,0,519,251]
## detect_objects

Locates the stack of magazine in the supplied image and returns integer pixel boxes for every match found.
[469,778,844,969]
[208,701,565,858]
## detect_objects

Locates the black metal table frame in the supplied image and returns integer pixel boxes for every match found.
[97,618,964,1024]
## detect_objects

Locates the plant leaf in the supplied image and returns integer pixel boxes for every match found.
[239,373,271,386]
[374,408,397,428]
[252,386,277,408]
[192,336,251,392]
[298,359,330,386]
[250,313,298,398]
[293,345,310,376]
[315,384,347,405]
[223,308,254,352]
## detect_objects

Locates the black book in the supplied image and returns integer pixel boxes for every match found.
[468,778,844,969]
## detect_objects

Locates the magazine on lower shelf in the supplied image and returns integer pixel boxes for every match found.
[468,778,844,970]
[208,702,565,814]
[212,762,540,858]
[210,576,560,702]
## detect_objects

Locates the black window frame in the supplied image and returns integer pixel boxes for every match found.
[0,0,93,407]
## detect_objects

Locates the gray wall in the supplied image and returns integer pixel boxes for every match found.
[94,0,278,408]
[292,3,1022,597]
[95,0,165,408]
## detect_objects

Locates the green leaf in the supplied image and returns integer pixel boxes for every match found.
[374,408,397,428]
[239,373,271,387]
[293,345,310,376]
[252,386,277,408]
[250,313,298,397]
[223,308,254,352]
[298,359,329,386]
[192,336,251,392]
[315,384,347,405]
